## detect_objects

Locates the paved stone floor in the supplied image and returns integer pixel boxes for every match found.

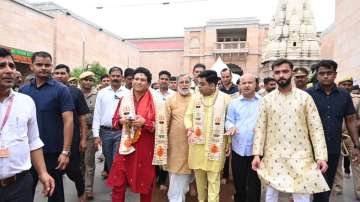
[35,159,358,202]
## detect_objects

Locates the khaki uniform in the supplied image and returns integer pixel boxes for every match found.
[83,91,97,193]
[333,94,360,198]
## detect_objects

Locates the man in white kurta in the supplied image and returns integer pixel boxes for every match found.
[252,59,329,202]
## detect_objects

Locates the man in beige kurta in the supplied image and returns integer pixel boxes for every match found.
[251,59,329,202]
[165,74,193,202]
[184,70,231,202]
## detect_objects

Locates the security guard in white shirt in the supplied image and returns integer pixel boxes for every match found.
[0,48,54,202]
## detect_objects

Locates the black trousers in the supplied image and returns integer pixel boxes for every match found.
[156,166,168,185]
[231,151,261,202]
[0,171,33,202]
[104,160,109,172]
[31,153,65,202]
[343,155,351,174]
[222,156,230,179]
[313,154,340,202]
[65,140,85,197]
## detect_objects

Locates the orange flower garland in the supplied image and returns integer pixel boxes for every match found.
[210,144,219,154]
[156,146,164,157]
[194,127,202,137]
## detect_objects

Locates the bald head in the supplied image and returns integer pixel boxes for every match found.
[239,73,256,98]
[240,73,256,83]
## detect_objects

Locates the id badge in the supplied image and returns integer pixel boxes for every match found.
[0,142,9,158]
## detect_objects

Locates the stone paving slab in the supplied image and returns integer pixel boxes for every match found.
[35,160,358,202]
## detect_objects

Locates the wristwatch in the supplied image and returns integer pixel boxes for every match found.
[61,150,71,157]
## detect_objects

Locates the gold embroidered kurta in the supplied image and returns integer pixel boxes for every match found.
[165,93,193,174]
[184,91,231,172]
[253,88,330,194]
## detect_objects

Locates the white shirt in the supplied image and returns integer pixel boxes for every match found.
[92,85,129,137]
[0,90,44,180]
[156,88,176,101]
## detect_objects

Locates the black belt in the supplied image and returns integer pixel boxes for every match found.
[100,126,120,131]
[0,170,29,188]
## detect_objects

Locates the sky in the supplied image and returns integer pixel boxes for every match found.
[28,0,335,38]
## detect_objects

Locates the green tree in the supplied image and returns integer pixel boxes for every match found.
[70,67,86,78]
[71,62,108,84]
[88,62,108,84]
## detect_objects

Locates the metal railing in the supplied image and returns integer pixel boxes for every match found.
[214,41,248,53]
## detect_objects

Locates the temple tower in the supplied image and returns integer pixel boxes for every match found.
[260,0,320,78]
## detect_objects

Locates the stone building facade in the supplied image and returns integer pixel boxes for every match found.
[0,0,55,75]
[183,18,268,76]
[333,0,360,81]
[33,2,140,69]
[6,0,352,82]
[320,24,335,60]
[319,0,360,82]
[127,37,184,78]
[0,0,139,76]
[1,0,269,79]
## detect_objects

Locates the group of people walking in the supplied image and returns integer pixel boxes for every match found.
[0,46,359,202]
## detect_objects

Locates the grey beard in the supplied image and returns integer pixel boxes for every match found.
[178,88,190,95]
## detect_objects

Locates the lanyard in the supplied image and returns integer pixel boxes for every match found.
[0,95,15,136]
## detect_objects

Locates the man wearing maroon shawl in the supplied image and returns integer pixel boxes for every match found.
[107,67,159,202]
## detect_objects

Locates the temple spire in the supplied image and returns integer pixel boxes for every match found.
[260,0,320,77]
